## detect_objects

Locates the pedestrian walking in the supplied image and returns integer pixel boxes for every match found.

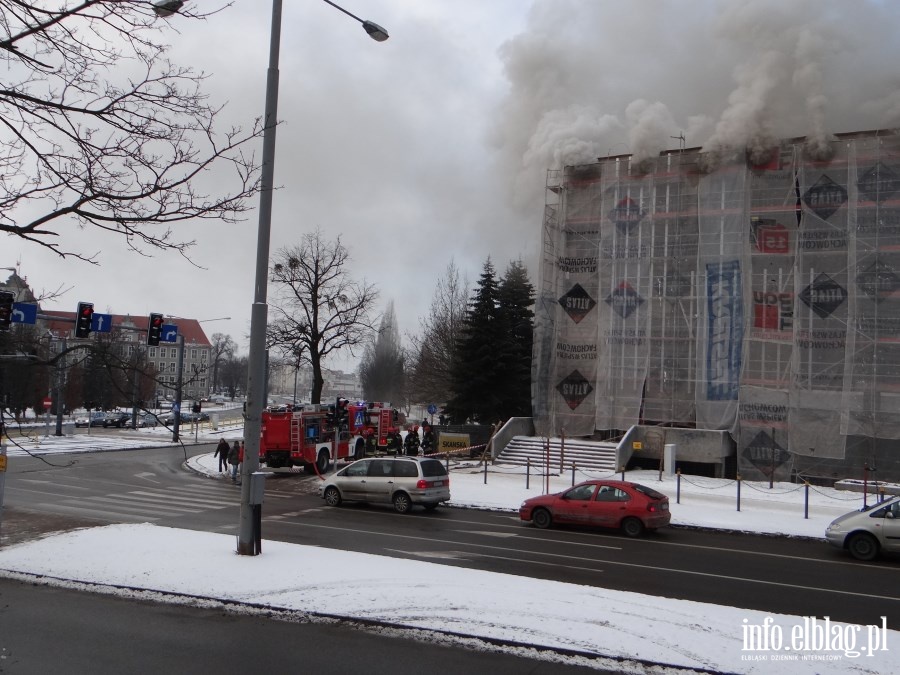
[214,438,229,473]
[228,440,241,483]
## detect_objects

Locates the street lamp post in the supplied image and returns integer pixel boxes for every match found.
[237,1,387,556]
[156,0,388,556]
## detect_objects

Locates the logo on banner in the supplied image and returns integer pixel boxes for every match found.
[605,281,644,319]
[858,162,900,203]
[608,197,645,233]
[749,218,789,254]
[558,284,597,324]
[803,175,847,220]
[799,273,847,319]
[741,431,792,478]
[752,291,793,331]
[856,260,900,304]
[556,370,593,411]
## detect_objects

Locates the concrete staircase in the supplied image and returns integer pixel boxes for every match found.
[496,436,619,473]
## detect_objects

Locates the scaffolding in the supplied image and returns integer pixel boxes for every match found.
[533,131,900,480]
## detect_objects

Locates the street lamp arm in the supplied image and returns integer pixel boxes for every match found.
[322,0,389,41]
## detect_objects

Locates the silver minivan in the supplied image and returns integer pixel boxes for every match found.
[825,495,900,561]
[319,457,451,513]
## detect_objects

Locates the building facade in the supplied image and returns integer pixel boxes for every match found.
[534,130,900,482]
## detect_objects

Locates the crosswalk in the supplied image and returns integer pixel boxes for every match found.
[28,482,292,524]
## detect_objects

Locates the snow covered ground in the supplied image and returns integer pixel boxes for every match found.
[0,432,897,673]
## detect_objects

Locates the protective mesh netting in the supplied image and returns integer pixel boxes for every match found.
[532,133,900,480]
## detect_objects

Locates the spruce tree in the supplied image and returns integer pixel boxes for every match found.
[497,260,535,419]
[447,259,502,424]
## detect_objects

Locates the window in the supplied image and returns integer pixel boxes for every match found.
[565,484,596,501]
[149,348,156,358]
[169,363,175,373]
[368,459,394,477]
[394,460,419,478]
[171,348,178,358]
[344,461,369,477]
[191,349,197,359]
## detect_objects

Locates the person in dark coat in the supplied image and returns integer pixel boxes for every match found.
[228,440,241,483]
[420,424,435,455]
[214,438,229,473]
[386,428,402,455]
[404,426,420,456]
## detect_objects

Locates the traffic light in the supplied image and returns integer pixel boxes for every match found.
[336,397,349,428]
[75,302,94,338]
[192,402,201,414]
[0,291,13,331]
[147,313,163,346]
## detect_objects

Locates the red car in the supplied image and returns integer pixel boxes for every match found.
[519,480,671,537]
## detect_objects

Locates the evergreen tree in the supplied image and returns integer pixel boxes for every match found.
[446,259,503,424]
[496,260,535,419]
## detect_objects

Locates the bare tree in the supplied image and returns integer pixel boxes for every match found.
[359,301,404,404]
[268,229,377,404]
[209,332,236,394]
[407,260,468,406]
[219,352,247,400]
[0,1,262,261]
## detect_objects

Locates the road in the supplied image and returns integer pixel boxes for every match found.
[3,443,899,633]
[0,576,602,675]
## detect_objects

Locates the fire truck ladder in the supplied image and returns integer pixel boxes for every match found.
[290,414,302,451]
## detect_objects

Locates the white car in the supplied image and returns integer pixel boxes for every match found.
[825,495,900,561]
[74,412,106,428]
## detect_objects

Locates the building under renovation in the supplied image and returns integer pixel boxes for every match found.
[533,130,900,482]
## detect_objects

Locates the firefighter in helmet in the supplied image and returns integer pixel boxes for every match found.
[386,427,402,455]
[404,426,420,456]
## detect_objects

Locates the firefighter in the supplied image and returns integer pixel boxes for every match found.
[364,428,377,457]
[386,428,402,455]
[404,426,420,456]
[421,424,435,455]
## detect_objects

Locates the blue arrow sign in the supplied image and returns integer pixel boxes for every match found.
[427,403,437,415]
[160,324,178,343]
[91,313,112,333]
[11,302,37,325]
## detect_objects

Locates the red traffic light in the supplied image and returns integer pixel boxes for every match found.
[75,301,94,338]
[147,312,164,346]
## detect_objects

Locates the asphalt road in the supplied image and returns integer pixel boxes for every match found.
[0,576,605,675]
[3,443,899,633]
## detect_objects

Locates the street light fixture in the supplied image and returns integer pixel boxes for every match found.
[156,0,387,556]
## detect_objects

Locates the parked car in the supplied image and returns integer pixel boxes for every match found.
[319,456,450,513]
[825,495,900,561]
[519,480,670,537]
[102,411,132,428]
[134,413,158,428]
[75,412,106,428]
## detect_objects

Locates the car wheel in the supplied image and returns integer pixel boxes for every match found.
[621,517,644,538]
[323,486,342,507]
[316,449,330,475]
[392,492,412,514]
[847,532,879,561]
[532,508,552,529]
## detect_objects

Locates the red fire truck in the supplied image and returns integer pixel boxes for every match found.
[258,400,404,474]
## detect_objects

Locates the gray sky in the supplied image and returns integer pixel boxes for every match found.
[10,0,900,368]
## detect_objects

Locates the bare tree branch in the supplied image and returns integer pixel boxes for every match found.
[0,1,263,261]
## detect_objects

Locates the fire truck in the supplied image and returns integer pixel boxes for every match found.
[258,400,404,474]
